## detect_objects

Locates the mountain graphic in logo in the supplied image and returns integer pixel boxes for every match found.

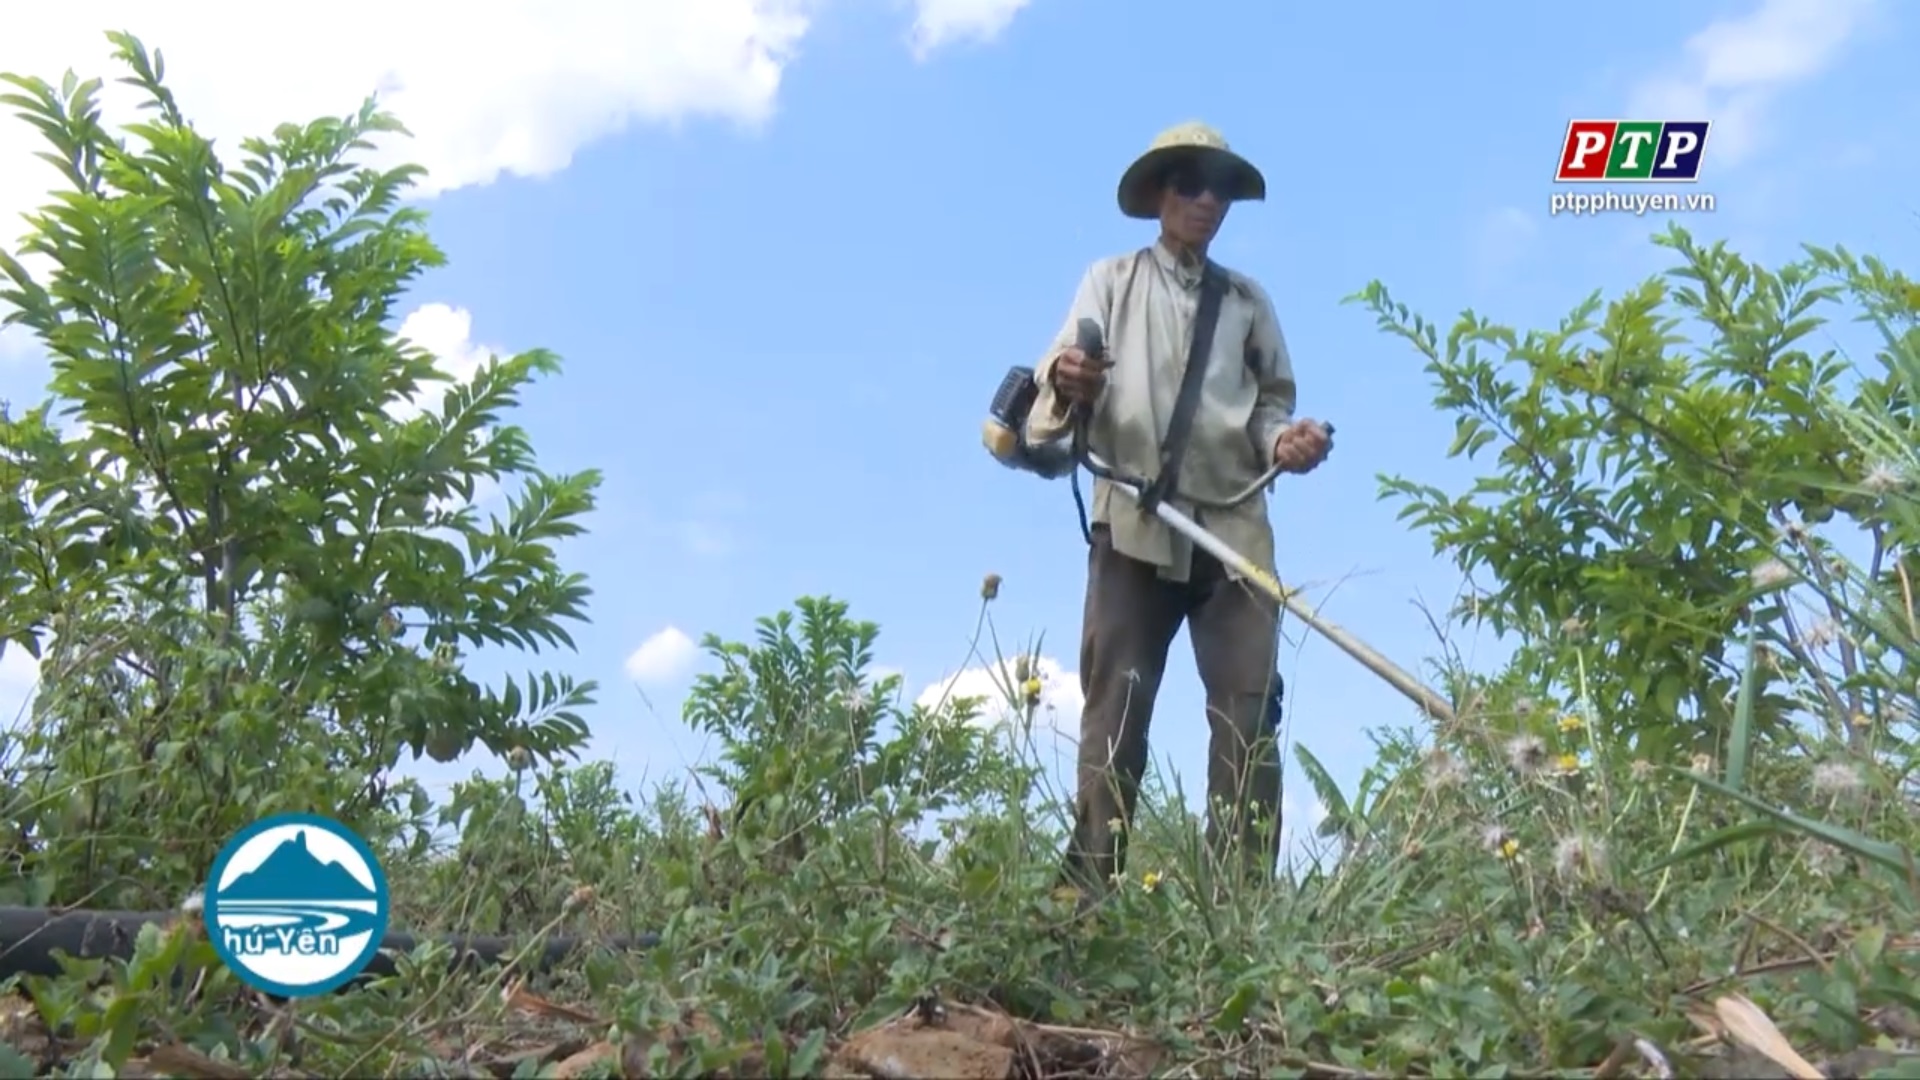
[217,828,378,902]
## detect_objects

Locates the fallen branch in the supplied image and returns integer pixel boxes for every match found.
[1681,936,1920,996]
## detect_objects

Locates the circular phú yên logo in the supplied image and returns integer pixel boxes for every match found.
[203,812,390,997]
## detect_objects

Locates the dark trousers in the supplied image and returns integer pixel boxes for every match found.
[1060,525,1284,894]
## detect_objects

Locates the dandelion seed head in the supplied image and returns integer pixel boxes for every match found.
[1862,460,1908,494]
[1505,734,1548,775]
[1810,760,1864,798]
[1424,749,1467,788]
[1553,835,1608,880]
[1805,841,1844,876]
[1796,619,1837,651]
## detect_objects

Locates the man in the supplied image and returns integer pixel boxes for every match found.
[1024,121,1333,894]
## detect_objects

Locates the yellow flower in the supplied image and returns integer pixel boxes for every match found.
[1499,838,1521,861]
[1554,753,1580,775]
[1141,870,1163,893]
[1557,713,1584,734]
[1022,676,1044,702]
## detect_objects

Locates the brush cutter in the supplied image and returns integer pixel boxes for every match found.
[982,317,1458,726]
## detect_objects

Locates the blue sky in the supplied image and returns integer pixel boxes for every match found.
[1,0,1913,853]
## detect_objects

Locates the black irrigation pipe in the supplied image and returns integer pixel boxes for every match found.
[0,907,659,993]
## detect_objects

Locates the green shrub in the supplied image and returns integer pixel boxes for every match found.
[0,32,598,911]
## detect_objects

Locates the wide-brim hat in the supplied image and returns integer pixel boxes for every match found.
[1116,121,1266,220]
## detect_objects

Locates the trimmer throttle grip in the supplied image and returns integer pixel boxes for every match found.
[1075,317,1105,360]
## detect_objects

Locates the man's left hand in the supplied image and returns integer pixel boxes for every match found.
[1272,420,1334,474]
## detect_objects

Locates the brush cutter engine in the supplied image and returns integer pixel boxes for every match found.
[980,366,1075,480]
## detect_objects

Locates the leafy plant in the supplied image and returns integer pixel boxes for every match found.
[1350,227,1903,767]
[0,31,598,909]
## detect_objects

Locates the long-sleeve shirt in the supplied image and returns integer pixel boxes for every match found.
[1026,241,1297,584]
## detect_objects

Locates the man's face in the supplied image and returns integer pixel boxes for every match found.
[1157,157,1233,249]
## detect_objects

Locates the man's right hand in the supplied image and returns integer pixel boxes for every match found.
[1050,346,1112,406]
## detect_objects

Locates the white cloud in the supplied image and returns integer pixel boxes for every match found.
[915,654,1081,734]
[392,303,493,418]
[391,303,510,513]
[0,1,1050,248]
[1300,794,1331,842]
[1273,792,1334,865]
[0,3,808,419]
[624,626,698,685]
[0,644,40,726]
[1627,0,1878,168]
[907,0,1034,59]
[0,2,816,245]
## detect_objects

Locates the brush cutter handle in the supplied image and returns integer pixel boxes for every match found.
[1067,317,1317,511]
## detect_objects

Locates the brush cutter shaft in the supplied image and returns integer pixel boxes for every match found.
[1085,449,1458,726]
[1055,323,1448,722]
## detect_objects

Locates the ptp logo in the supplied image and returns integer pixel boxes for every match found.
[1554,120,1711,183]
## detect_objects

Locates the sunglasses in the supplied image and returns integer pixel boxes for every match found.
[1165,163,1240,202]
